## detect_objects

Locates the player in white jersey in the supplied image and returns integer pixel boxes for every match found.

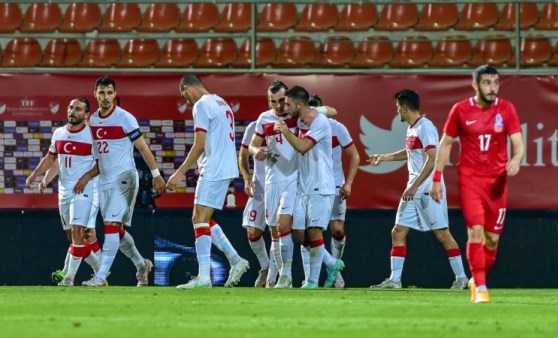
[81,77,165,287]
[26,98,101,286]
[167,74,248,289]
[368,89,467,290]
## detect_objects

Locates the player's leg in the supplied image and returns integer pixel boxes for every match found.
[82,205,101,273]
[60,224,86,286]
[52,203,72,284]
[273,180,297,288]
[267,226,280,287]
[483,176,507,276]
[329,192,347,288]
[246,226,268,287]
[209,218,249,287]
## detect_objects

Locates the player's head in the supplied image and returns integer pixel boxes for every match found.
[308,94,323,107]
[179,75,204,105]
[394,89,420,122]
[472,65,500,105]
[94,76,117,112]
[267,80,288,116]
[67,97,90,126]
[284,85,309,118]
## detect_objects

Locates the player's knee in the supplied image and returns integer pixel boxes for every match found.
[292,229,305,244]
[484,232,500,247]
[84,228,97,242]
[247,227,263,239]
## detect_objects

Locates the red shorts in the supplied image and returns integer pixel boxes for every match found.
[458,173,508,235]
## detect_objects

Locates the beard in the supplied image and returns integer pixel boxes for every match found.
[479,91,497,104]
[68,117,84,126]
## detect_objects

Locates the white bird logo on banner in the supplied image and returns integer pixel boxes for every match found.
[177,102,187,113]
[0,103,6,114]
[50,102,60,114]
[359,115,407,174]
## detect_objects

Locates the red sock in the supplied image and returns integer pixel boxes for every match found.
[484,246,497,273]
[466,242,486,286]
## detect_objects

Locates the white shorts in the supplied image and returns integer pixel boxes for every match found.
[242,195,266,231]
[329,187,347,221]
[59,196,98,230]
[293,193,335,231]
[100,170,139,226]
[195,178,230,210]
[395,192,449,232]
[264,179,297,226]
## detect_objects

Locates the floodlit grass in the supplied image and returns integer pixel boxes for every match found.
[0,287,556,338]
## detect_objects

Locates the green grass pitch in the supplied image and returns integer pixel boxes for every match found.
[0,287,556,338]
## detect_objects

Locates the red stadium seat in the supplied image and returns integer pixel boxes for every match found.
[59,3,102,32]
[375,4,418,31]
[272,36,316,68]
[349,36,394,68]
[389,35,433,68]
[454,3,498,30]
[535,3,558,30]
[97,3,142,32]
[233,37,277,67]
[548,41,558,66]
[42,38,82,67]
[415,3,458,31]
[295,4,338,32]
[257,3,298,32]
[118,39,160,68]
[334,4,377,31]
[312,36,354,67]
[155,39,198,68]
[508,35,552,67]
[80,39,122,67]
[137,3,181,32]
[428,35,472,67]
[468,35,513,67]
[495,3,539,30]
[0,3,23,33]
[19,3,62,33]
[194,38,238,68]
[1,38,42,67]
[175,3,219,32]
[214,3,252,32]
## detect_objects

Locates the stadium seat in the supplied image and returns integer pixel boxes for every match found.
[80,39,122,67]
[58,3,102,32]
[118,39,160,68]
[155,39,198,68]
[233,37,277,68]
[19,3,62,33]
[508,35,552,67]
[468,35,513,67]
[415,3,458,31]
[349,36,394,68]
[214,3,251,32]
[272,36,316,68]
[257,3,298,32]
[42,38,82,67]
[312,36,354,67]
[428,35,472,67]
[295,4,338,32]
[97,3,142,32]
[375,4,418,31]
[0,3,23,33]
[195,38,238,68]
[1,38,42,67]
[548,41,558,66]
[535,3,558,30]
[175,3,219,32]
[389,35,433,68]
[334,4,377,31]
[137,3,181,32]
[495,3,539,30]
[454,3,498,30]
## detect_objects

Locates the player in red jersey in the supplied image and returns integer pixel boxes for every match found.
[430,65,524,303]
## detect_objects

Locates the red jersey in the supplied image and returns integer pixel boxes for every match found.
[444,97,521,177]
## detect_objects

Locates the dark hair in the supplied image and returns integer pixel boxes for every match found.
[73,97,90,113]
[95,76,116,90]
[308,94,322,107]
[268,80,288,94]
[473,65,499,83]
[180,74,203,88]
[285,85,309,105]
[394,89,420,111]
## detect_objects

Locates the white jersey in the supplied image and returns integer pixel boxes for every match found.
[194,94,239,181]
[89,106,141,189]
[241,121,265,185]
[254,109,298,184]
[48,124,98,203]
[329,119,354,187]
[406,116,440,189]
[297,114,335,195]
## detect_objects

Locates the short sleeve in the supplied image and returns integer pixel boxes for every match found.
[419,121,439,151]
[241,121,256,147]
[194,101,209,133]
[305,115,330,144]
[336,122,353,148]
[48,130,59,156]
[444,103,461,138]
[505,102,522,135]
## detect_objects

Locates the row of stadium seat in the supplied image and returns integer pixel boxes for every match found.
[2,35,558,68]
[1,3,558,34]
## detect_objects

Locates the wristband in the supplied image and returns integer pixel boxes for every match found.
[432,170,442,183]
[151,168,161,178]
[316,106,327,115]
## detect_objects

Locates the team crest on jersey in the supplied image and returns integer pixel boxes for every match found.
[494,113,504,133]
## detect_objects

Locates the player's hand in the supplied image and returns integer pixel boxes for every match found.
[25,175,36,189]
[254,147,268,161]
[274,120,288,134]
[152,175,166,195]
[166,172,183,191]
[38,180,47,194]
[303,109,318,126]
[367,154,385,166]
[340,183,352,200]
[429,182,443,203]
[506,159,521,176]
[401,185,417,202]
[73,174,90,194]
[244,179,255,198]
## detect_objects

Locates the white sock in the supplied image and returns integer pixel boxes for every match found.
[390,256,405,282]
[279,232,294,277]
[194,223,212,282]
[67,244,84,279]
[331,236,346,259]
[449,255,467,279]
[322,248,336,268]
[211,223,241,265]
[83,249,100,272]
[119,230,145,269]
[97,233,119,280]
[62,247,71,274]
[309,244,325,284]
[268,240,280,284]
[249,235,269,270]
[301,245,310,281]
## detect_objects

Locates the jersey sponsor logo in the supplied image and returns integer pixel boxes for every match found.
[91,126,127,140]
[465,120,477,126]
[55,140,93,155]
[359,115,407,174]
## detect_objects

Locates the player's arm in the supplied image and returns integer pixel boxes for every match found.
[248,134,267,161]
[275,120,314,154]
[73,161,100,194]
[134,137,166,194]
[39,160,60,193]
[430,133,455,202]
[339,144,360,200]
[507,132,524,176]
[368,148,407,166]
[26,153,56,189]
[239,146,254,197]
[303,106,337,125]
[167,130,206,191]
[402,147,436,201]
